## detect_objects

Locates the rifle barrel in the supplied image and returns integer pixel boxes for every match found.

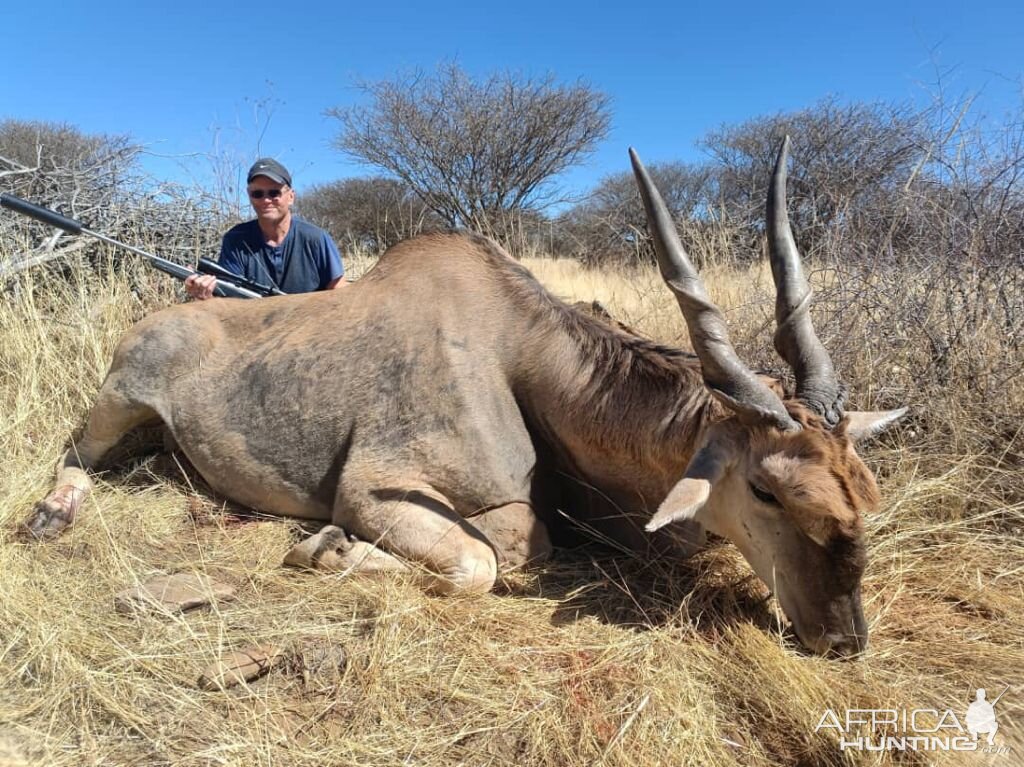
[0,194,261,299]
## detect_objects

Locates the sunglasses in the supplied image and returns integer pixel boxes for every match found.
[249,188,286,199]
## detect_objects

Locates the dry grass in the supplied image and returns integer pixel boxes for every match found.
[1,248,1022,766]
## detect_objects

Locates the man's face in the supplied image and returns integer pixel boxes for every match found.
[247,176,294,224]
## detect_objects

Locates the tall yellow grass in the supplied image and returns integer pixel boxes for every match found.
[0,249,1021,766]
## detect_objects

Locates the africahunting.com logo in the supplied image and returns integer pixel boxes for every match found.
[815,686,1011,755]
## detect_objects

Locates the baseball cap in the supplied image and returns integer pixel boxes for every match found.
[247,158,292,186]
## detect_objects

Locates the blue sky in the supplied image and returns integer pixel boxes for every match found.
[2,0,1021,204]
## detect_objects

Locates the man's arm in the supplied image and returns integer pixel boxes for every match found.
[186,231,237,300]
[317,230,345,291]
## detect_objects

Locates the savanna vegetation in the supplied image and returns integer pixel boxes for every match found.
[1,72,1023,765]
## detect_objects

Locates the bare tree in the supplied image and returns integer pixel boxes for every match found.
[0,120,145,275]
[704,99,927,259]
[556,161,712,266]
[327,63,611,244]
[0,119,141,217]
[1,120,227,286]
[296,176,441,256]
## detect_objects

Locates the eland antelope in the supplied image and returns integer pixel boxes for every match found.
[27,138,904,656]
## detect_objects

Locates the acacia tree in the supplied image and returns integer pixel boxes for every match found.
[327,63,611,242]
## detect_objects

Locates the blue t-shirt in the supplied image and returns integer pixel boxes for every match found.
[218,217,343,294]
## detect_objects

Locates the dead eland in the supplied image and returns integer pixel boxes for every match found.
[26,138,904,656]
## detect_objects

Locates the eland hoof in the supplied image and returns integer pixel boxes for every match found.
[284,525,382,572]
[284,525,407,574]
[23,486,84,540]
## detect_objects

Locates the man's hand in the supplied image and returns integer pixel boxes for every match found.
[185,273,218,300]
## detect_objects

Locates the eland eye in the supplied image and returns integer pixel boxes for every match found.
[749,482,779,506]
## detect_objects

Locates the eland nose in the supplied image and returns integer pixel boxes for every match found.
[824,592,868,658]
[824,630,867,659]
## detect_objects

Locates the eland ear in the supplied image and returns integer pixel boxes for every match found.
[646,477,711,532]
[646,439,730,533]
[844,408,908,443]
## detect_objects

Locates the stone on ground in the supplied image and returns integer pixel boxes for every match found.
[197,644,282,690]
[114,573,236,614]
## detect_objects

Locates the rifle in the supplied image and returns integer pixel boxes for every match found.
[0,193,277,299]
[196,257,286,297]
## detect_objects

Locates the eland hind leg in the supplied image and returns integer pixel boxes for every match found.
[27,386,157,539]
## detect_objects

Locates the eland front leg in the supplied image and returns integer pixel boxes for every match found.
[286,481,500,596]
[466,502,552,569]
[284,501,551,590]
